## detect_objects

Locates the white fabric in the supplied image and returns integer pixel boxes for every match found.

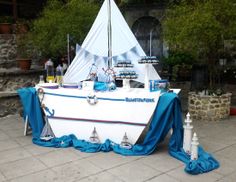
[63,0,160,83]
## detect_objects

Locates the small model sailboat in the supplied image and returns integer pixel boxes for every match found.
[37,0,162,145]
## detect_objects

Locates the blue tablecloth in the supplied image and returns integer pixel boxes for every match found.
[18,87,219,174]
[17,87,44,138]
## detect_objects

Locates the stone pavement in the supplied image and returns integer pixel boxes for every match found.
[0,114,236,182]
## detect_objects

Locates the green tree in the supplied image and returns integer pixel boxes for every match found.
[120,0,170,5]
[29,0,99,59]
[163,0,236,89]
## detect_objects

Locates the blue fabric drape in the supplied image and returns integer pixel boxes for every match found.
[94,81,116,91]
[18,87,219,174]
[94,81,108,91]
[17,87,44,138]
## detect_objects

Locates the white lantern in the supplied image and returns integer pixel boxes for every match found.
[183,113,193,154]
[191,133,199,160]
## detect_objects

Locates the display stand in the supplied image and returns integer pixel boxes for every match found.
[122,79,131,89]
[138,56,159,90]
[114,60,138,89]
[144,64,150,90]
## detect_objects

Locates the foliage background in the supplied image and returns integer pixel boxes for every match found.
[163,0,236,60]
[163,0,236,88]
[28,0,99,59]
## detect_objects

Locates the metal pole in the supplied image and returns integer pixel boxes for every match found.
[107,0,112,68]
[149,29,153,56]
[12,0,17,22]
[67,34,70,65]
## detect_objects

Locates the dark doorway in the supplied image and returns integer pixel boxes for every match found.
[191,64,209,91]
[132,16,163,58]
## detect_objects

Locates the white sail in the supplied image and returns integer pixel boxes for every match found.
[63,0,160,84]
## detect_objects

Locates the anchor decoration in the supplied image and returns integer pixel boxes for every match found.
[44,107,55,117]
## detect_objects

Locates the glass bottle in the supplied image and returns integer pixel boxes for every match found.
[45,59,54,83]
[39,75,45,84]
[56,64,63,85]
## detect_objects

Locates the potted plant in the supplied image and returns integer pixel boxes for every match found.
[13,18,30,34]
[16,34,33,70]
[0,16,14,34]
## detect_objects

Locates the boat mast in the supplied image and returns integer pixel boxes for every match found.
[107,0,112,68]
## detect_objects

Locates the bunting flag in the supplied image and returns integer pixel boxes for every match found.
[102,56,108,65]
[77,45,140,63]
[84,50,90,60]
[117,54,126,61]
[122,52,128,60]
[112,56,119,62]
[94,55,100,63]
[130,46,139,57]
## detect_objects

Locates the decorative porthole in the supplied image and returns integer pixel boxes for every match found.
[87,95,98,105]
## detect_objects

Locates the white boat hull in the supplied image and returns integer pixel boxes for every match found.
[37,87,160,144]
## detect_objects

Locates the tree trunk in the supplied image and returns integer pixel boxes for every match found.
[207,53,217,90]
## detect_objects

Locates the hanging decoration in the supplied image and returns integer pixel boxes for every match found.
[76,44,141,64]
[84,50,90,60]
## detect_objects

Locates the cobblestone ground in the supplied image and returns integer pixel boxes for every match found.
[0,114,236,182]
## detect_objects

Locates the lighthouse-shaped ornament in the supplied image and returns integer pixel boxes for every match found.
[191,132,199,160]
[183,113,193,154]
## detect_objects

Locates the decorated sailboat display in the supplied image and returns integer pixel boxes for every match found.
[36,0,172,145]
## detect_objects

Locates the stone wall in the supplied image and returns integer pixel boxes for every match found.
[0,69,44,117]
[0,69,44,91]
[0,34,17,69]
[0,33,45,117]
[188,92,232,121]
[0,34,42,69]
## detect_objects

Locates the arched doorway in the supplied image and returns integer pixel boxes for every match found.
[132,16,163,58]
